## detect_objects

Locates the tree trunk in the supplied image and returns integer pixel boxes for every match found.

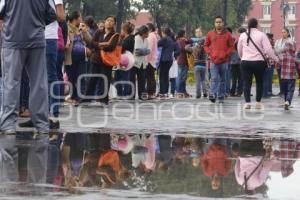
[116,0,124,33]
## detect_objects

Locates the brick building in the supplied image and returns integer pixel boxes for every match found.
[246,0,300,50]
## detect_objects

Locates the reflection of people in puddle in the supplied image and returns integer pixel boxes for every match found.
[200,141,232,190]
[234,139,275,195]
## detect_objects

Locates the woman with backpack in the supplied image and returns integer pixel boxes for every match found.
[237,18,279,110]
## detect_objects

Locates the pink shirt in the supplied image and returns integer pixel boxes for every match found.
[147,32,158,67]
[238,28,279,62]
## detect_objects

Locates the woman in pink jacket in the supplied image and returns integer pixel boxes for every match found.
[238,18,279,109]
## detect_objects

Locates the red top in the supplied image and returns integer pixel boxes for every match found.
[204,29,234,64]
[200,144,232,177]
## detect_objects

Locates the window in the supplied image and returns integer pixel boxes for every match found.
[287,27,296,40]
[263,5,271,18]
[262,27,271,34]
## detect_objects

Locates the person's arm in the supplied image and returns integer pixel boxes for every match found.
[262,34,279,62]
[101,34,119,52]
[226,34,235,57]
[185,44,193,53]
[237,36,243,59]
[204,33,211,55]
[55,1,65,22]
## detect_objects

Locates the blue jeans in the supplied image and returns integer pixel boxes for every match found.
[281,79,296,105]
[115,70,131,97]
[263,66,274,97]
[194,65,207,96]
[170,78,176,95]
[176,64,188,93]
[210,63,227,99]
[225,64,231,95]
[46,39,59,117]
[56,50,65,103]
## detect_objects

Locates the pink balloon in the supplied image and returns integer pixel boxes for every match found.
[120,54,129,68]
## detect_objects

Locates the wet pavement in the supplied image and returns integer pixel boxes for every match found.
[2,90,300,199]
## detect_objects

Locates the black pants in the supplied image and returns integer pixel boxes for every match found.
[129,66,146,99]
[277,68,283,94]
[84,62,112,104]
[230,64,243,95]
[159,61,173,95]
[241,61,266,103]
[146,64,156,96]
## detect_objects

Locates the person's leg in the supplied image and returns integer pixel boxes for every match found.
[182,65,188,94]
[209,63,219,99]
[26,48,49,133]
[176,64,185,94]
[0,48,25,132]
[241,61,253,103]
[129,67,137,99]
[281,79,288,103]
[64,65,77,101]
[46,39,59,118]
[56,50,65,103]
[230,64,238,95]
[99,65,112,104]
[122,70,131,97]
[253,62,265,103]
[225,64,231,95]
[269,66,274,95]
[263,68,269,97]
[194,66,201,98]
[114,70,122,97]
[137,67,147,99]
[286,79,296,105]
[277,68,283,95]
[200,66,208,96]
[146,64,156,96]
[218,63,227,100]
[237,65,243,95]
[170,78,176,96]
[20,69,30,112]
[159,61,172,95]
[82,62,101,101]
[76,59,87,100]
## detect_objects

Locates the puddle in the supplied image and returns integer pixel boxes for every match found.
[0,132,299,199]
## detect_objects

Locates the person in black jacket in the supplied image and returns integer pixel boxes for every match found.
[157,27,180,98]
[81,16,119,105]
[114,22,135,99]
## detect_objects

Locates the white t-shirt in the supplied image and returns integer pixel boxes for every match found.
[45,0,63,39]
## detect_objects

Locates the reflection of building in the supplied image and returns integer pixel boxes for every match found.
[246,0,300,50]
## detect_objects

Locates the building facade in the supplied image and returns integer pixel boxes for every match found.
[246,0,300,50]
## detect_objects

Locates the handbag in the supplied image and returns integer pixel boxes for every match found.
[100,33,122,67]
[245,32,271,68]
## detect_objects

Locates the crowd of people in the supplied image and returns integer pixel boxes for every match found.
[0,0,300,135]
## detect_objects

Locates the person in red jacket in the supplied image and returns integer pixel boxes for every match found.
[200,143,232,190]
[204,16,234,103]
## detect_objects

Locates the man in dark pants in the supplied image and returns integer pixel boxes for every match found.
[0,0,57,136]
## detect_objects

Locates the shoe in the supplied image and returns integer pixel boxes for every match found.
[176,93,185,99]
[0,130,16,135]
[196,95,201,99]
[284,101,290,110]
[159,94,167,100]
[169,94,175,99]
[19,120,34,128]
[219,99,224,104]
[244,103,251,110]
[184,93,192,98]
[49,119,60,130]
[255,102,263,110]
[20,108,30,118]
[203,93,208,98]
[209,95,216,103]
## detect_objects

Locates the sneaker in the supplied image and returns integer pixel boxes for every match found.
[169,94,175,99]
[159,94,167,100]
[203,93,208,98]
[244,103,251,110]
[49,119,60,130]
[209,95,216,103]
[196,95,201,99]
[284,101,290,110]
[19,120,34,128]
[176,93,185,99]
[219,99,224,104]
[184,93,192,98]
[255,102,263,110]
